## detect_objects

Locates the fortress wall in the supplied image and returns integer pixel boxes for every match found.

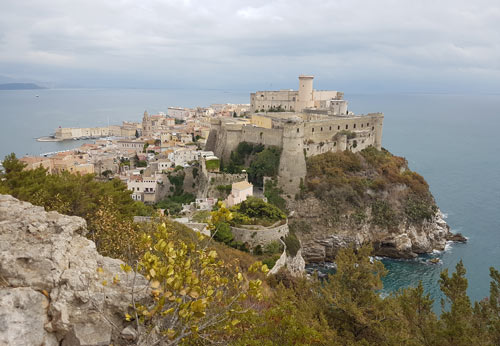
[231,222,289,248]
[303,116,380,143]
[304,132,374,156]
[251,90,298,112]
[205,129,218,152]
[241,125,284,147]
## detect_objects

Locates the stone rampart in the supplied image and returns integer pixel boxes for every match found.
[231,221,289,248]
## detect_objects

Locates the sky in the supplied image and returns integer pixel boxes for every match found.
[1,0,500,93]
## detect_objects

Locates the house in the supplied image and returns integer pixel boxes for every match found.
[225,181,253,207]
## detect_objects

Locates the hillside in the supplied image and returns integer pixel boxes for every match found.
[0,83,46,90]
[288,147,465,261]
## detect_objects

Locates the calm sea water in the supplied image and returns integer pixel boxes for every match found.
[1,89,499,308]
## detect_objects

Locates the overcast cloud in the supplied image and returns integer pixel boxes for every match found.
[1,0,500,92]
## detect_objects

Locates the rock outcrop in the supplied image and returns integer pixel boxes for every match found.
[268,240,306,277]
[288,195,456,263]
[0,195,148,346]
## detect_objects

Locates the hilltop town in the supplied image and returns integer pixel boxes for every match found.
[23,75,381,207]
[17,76,390,251]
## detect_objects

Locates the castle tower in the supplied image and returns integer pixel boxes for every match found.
[278,121,307,195]
[373,114,384,150]
[296,75,314,112]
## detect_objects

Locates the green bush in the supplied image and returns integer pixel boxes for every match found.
[283,232,300,257]
[264,179,287,212]
[212,221,234,244]
[264,240,284,255]
[247,147,281,186]
[230,197,286,226]
[405,195,437,223]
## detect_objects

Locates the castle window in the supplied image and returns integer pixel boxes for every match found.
[297,128,299,133]
[372,126,375,130]
[367,123,369,126]
[334,142,337,146]
[354,124,356,128]
[361,124,364,128]
[321,127,323,131]
[329,126,332,131]
[260,132,263,139]
[338,126,340,130]
[345,125,348,129]
[312,128,315,133]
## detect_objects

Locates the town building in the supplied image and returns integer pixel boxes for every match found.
[225,180,253,207]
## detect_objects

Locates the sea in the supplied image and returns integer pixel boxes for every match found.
[1,88,499,309]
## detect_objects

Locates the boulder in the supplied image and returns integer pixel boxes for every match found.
[0,195,148,345]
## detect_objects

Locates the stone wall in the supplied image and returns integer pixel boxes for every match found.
[231,221,289,248]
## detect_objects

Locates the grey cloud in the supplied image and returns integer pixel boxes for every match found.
[1,0,500,91]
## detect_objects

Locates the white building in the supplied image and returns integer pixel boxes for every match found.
[127,175,159,203]
[168,107,190,119]
[225,181,253,207]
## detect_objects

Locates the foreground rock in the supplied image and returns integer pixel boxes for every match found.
[0,195,148,346]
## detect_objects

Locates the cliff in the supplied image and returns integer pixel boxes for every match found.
[0,195,148,345]
[287,148,464,262]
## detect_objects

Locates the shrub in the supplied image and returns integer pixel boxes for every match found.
[213,221,234,244]
[264,179,287,212]
[371,201,399,229]
[284,232,301,257]
[230,197,286,226]
[264,240,284,255]
[405,195,437,223]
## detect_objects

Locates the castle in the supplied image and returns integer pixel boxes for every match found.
[206,75,384,195]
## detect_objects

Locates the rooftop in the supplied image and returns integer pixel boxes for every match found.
[232,180,253,191]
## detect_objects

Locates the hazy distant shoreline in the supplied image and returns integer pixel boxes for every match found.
[0,83,46,90]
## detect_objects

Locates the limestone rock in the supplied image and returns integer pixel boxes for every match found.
[0,195,148,345]
[288,195,461,263]
[269,241,306,277]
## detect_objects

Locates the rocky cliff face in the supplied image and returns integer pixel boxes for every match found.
[288,196,455,263]
[287,148,466,263]
[0,195,147,346]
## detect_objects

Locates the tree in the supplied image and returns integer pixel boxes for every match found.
[135,129,140,138]
[130,221,267,344]
[207,202,233,242]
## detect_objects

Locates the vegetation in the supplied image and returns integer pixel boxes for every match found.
[154,169,195,215]
[224,142,281,186]
[283,231,300,256]
[264,179,287,212]
[247,146,281,187]
[216,184,232,195]
[230,197,286,227]
[0,154,153,260]
[3,153,500,345]
[134,153,147,167]
[225,141,265,173]
[205,158,220,172]
[306,147,437,226]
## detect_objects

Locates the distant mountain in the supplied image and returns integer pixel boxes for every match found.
[0,83,47,90]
